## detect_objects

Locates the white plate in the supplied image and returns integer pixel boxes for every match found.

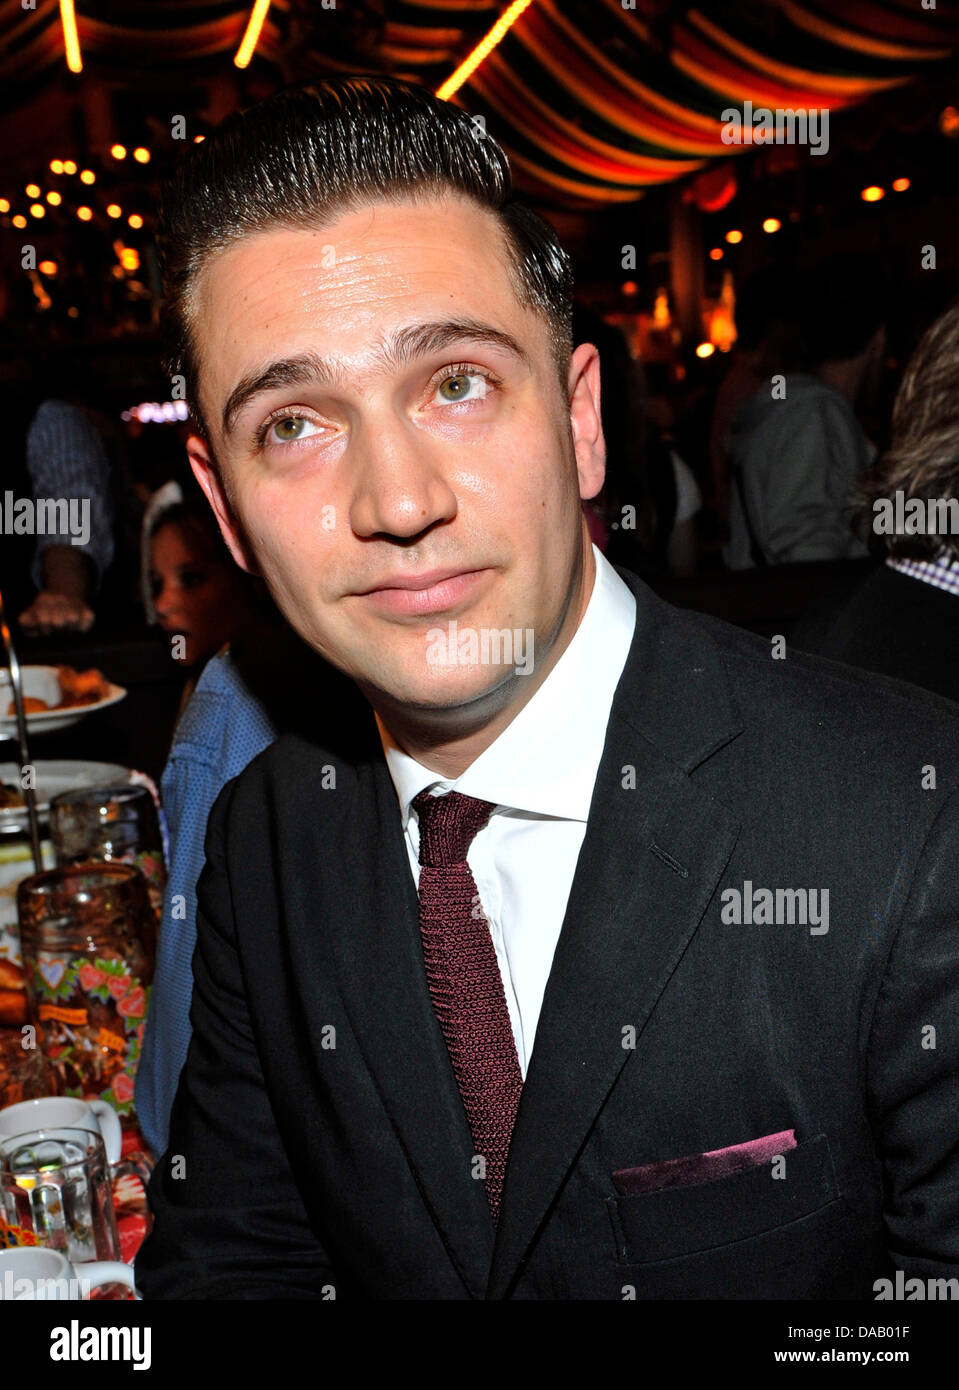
[0,666,127,738]
[0,759,134,832]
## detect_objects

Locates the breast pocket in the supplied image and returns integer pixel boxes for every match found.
[608,1131,839,1267]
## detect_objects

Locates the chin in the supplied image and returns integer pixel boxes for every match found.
[373,658,519,713]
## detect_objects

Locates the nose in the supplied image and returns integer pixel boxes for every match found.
[152,580,180,623]
[348,416,458,541]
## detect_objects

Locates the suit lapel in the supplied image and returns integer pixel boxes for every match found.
[486,571,744,1298]
[325,740,496,1298]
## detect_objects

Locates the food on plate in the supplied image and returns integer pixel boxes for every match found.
[2,666,110,719]
[4,696,49,716]
[55,666,110,708]
[0,781,25,808]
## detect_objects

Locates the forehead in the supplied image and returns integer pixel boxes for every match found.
[190,195,551,412]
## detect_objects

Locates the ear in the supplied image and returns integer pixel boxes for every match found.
[186,435,261,576]
[567,342,606,502]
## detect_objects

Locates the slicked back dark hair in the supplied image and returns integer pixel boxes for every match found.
[157,74,574,442]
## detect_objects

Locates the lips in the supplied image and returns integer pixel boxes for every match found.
[357,566,482,595]
[357,567,492,617]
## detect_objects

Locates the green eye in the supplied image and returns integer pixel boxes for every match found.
[438,374,473,401]
[274,416,308,440]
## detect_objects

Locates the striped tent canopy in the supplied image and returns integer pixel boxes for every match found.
[411,0,959,209]
[1,0,957,210]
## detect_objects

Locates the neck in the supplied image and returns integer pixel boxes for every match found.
[369,538,597,781]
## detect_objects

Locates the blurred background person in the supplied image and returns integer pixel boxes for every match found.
[574,303,702,579]
[16,397,115,634]
[790,296,959,704]
[709,266,800,535]
[145,475,278,716]
[0,370,43,624]
[136,466,313,1157]
[725,255,885,569]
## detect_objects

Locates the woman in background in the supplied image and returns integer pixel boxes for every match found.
[145,479,278,719]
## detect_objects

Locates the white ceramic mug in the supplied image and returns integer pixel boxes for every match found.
[0,1095,122,1164]
[0,1245,136,1300]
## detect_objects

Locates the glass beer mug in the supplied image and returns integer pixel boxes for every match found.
[0,1127,149,1298]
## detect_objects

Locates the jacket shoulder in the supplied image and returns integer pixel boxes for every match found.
[685,600,959,758]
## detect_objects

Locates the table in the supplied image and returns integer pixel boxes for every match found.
[0,1021,153,1294]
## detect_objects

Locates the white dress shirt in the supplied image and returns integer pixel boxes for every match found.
[375,544,637,1079]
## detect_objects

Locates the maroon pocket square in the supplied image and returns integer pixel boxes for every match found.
[612,1128,797,1196]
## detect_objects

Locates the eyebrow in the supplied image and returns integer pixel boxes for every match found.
[220,317,532,439]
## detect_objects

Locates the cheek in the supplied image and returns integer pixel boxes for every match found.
[238,512,330,622]
[463,411,571,506]
[236,476,325,553]
[486,441,576,522]
[180,590,212,624]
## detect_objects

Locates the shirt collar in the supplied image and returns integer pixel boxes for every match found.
[886,549,959,598]
[376,544,637,826]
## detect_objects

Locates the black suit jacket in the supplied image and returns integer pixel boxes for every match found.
[790,561,959,705]
[135,566,959,1299]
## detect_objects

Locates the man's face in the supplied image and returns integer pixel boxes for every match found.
[187,194,604,715]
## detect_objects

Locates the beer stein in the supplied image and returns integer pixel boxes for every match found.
[0,1126,148,1298]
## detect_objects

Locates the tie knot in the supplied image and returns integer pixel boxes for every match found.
[412,789,497,867]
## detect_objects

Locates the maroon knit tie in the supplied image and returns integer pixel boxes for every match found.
[413,788,523,1221]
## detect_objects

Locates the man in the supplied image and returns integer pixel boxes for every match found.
[724,259,883,569]
[135,77,959,1300]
